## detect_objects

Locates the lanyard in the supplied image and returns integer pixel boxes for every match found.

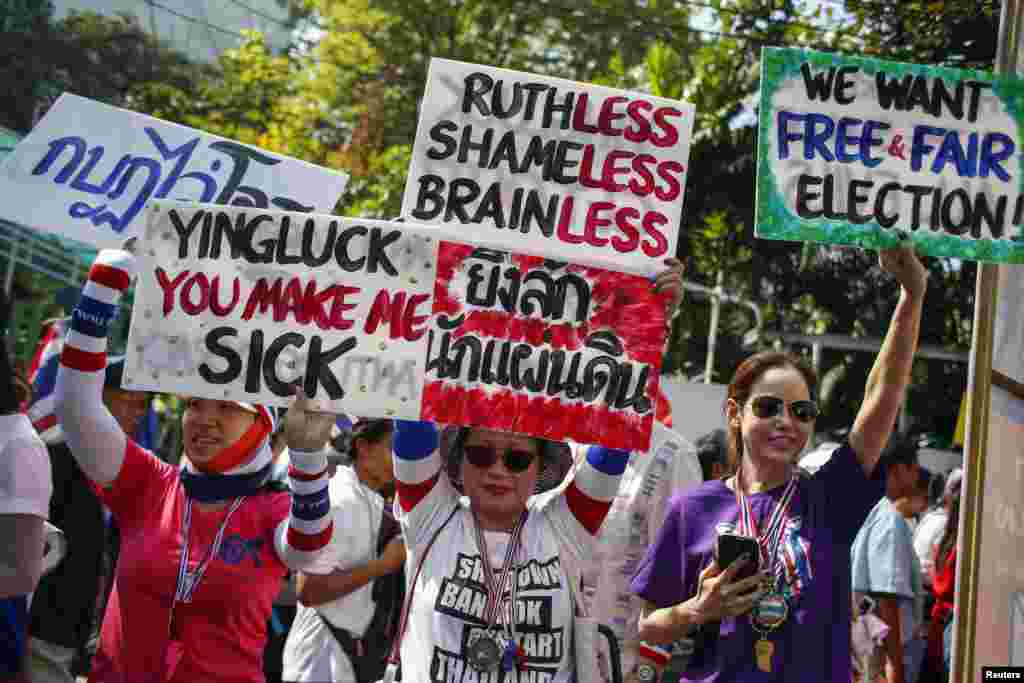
[174,496,245,604]
[734,474,797,576]
[472,511,528,634]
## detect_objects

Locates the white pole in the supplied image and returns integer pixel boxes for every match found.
[704,270,724,384]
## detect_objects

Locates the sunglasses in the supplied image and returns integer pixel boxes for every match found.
[749,396,820,423]
[463,445,537,473]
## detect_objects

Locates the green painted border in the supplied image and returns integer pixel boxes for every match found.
[756,47,1024,263]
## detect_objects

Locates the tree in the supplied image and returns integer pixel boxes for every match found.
[0,9,209,132]
[641,0,987,439]
[846,0,999,70]
[294,0,699,218]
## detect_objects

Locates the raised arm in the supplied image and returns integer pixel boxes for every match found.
[392,420,446,513]
[849,246,928,478]
[54,250,134,485]
[274,389,335,571]
[560,445,630,535]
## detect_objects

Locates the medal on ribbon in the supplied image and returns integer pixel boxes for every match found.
[464,511,528,673]
[734,474,799,673]
[467,632,503,672]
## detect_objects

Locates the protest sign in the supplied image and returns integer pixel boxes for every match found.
[0,93,349,249]
[401,58,695,275]
[124,200,668,450]
[757,47,1024,263]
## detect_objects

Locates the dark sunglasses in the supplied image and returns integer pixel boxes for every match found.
[463,445,537,473]
[749,396,820,423]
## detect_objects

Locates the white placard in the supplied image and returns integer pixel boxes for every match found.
[124,201,435,418]
[402,59,695,275]
[757,48,1024,263]
[0,93,349,249]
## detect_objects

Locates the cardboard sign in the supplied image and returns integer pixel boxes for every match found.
[124,201,668,450]
[402,59,695,275]
[0,93,349,249]
[757,47,1024,263]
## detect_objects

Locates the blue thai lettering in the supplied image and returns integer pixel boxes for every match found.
[69,157,161,233]
[33,127,317,235]
[147,127,217,202]
[70,149,131,194]
[31,136,87,184]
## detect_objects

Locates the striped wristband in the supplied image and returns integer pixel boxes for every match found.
[61,251,134,372]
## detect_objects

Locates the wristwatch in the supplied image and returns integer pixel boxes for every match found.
[637,662,658,682]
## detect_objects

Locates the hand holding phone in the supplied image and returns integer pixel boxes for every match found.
[716,533,761,581]
[691,540,768,624]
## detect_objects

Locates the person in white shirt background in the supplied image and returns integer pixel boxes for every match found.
[0,289,54,681]
[282,418,406,683]
[575,422,703,683]
[914,468,961,588]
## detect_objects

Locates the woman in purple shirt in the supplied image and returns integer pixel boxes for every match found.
[631,245,928,683]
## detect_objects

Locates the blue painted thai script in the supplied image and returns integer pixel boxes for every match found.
[30,127,316,235]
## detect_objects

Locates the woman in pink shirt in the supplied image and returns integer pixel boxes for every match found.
[54,249,337,683]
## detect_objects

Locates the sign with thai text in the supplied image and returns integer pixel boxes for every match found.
[124,200,668,450]
[757,47,1024,263]
[402,59,695,274]
[0,93,348,248]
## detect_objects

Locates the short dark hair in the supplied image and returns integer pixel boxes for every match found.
[350,419,393,459]
[879,436,919,469]
[696,429,728,482]
[915,466,932,497]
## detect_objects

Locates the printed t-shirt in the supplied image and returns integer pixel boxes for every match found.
[282,466,383,683]
[631,441,884,683]
[851,496,926,682]
[397,474,592,683]
[0,414,51,678]
[87,440,290,683]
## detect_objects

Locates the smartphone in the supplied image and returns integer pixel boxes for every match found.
[715,533,760,581]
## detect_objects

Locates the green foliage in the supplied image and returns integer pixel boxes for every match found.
[845,0,999,69]
[0,9,209,131]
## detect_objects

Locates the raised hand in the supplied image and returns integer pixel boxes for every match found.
[879,244,927,301]
[283,385,336,452]
[653,257,685,320]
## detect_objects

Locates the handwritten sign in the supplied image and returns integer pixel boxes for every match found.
[0,93,349,249]
[401,59,695,275]
[757,47,1024,263]
[125,201,668,450]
